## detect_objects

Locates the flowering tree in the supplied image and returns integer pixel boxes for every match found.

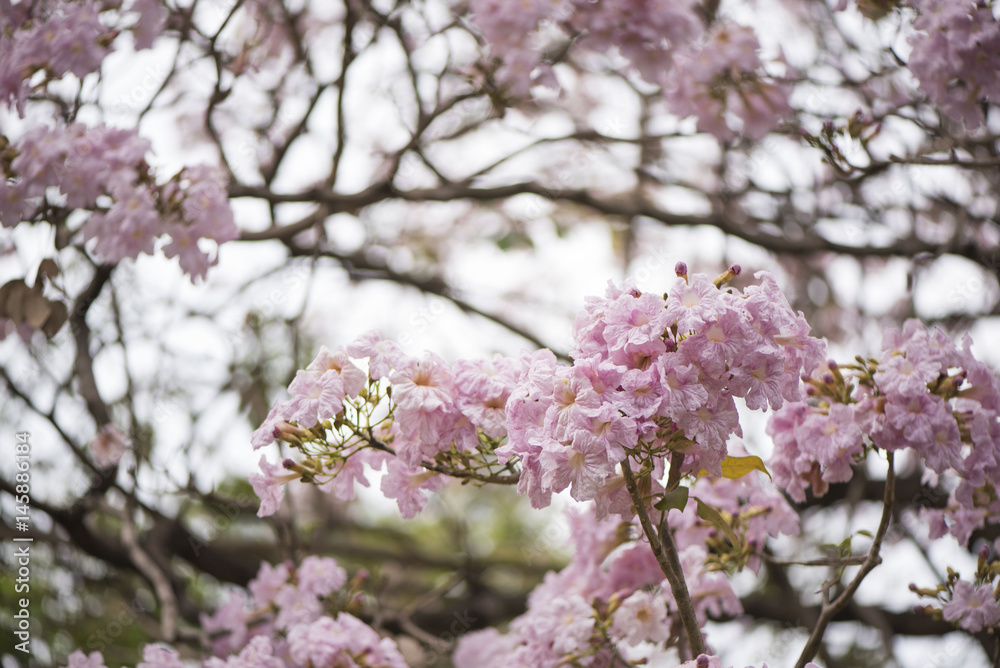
[2,0,1000,667]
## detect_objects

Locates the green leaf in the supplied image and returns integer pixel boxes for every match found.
[694,497,741,549]
[654,485,689,512]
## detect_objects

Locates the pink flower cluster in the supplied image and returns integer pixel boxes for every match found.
[768,318,1000,545]
[468,0,703,97]
[466,3,793,140]
[1,123,238,280]
[564,0,703,82]
[454,479,799,667]
[251,269,823,521]
[906,0,1000,127]
[0,0,168,114]
[664,24,793,140]
[251,336,526,518]
[65,556,407,668]
[501,267,825,513]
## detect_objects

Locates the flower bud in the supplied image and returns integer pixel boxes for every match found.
[713,264,742,288]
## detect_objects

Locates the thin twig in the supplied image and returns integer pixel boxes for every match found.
[760,554,868,568]
[794,451,896,668]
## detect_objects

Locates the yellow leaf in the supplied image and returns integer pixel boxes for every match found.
[699,455,772,481]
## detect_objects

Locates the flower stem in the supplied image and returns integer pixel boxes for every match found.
[621,459,705,658]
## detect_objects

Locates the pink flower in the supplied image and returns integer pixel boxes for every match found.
[346,330,403,379]
[665,274,727,334]
[453,628,519,668]
[274,583,323,629]
[297,556,347,597]
[89,424,129,468]
[907,0,1000,127]
[287,615,407,668]
[206,636,283,668]
[525,593,596,655]
[943,581,1000,632]
[248,561,291,607]
[251,402,284,450]
[380,459,446,518]
[285,369,345,427]
[199,591,249,655]
[307,346,367,398]
[136,645,184,668]
[249,456,301,517]
[287,616,352,668]
[65,651,106,668]
[539,432,615,502]
[612,589,670,646]
[664,24,791,140]
[130,0,169,50]
[874,353,939,397]
[390,353,455,411]
[797,403,863,484]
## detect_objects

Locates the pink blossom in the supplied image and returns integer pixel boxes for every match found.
[612,589,670,646]
[285,369,346,427]
[380,459,446,518]
[249,456,301,517]
[318,447,373,501]
[539,431,615,501]
[907,0,1000,127]
[136,646,184,668]
[664,24,791,140]
[665,274,727,333]
[248,561,291,607]
[797,403,863,484]
[287,616,352,668]
[942,581,1000,632]
[874,353,939,396]
[199,591,249,655]
[296,555,347,597]
[66,651,107,668]
[130,0,169,50]
[346,329,403,379]
[306,345,367,398]
[89,424,129,468]
[453,628,520,668]
[390,352,455,412]
[273,583,323,629]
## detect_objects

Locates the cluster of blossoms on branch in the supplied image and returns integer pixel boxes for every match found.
[467,0,1000,135]
[904,0,1000,127]
[0,0,237,282]
[65,556,408,668]
[250,265,825,523]
[912,545,1000,634]
[246,266,825,662]
[0,0,167,113]
[245,263,1000,662]
[768,316,1000,549]
[467,0,793,139]
[502,263,824,515]
[0,123,238,280]
[454,471,800,667]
